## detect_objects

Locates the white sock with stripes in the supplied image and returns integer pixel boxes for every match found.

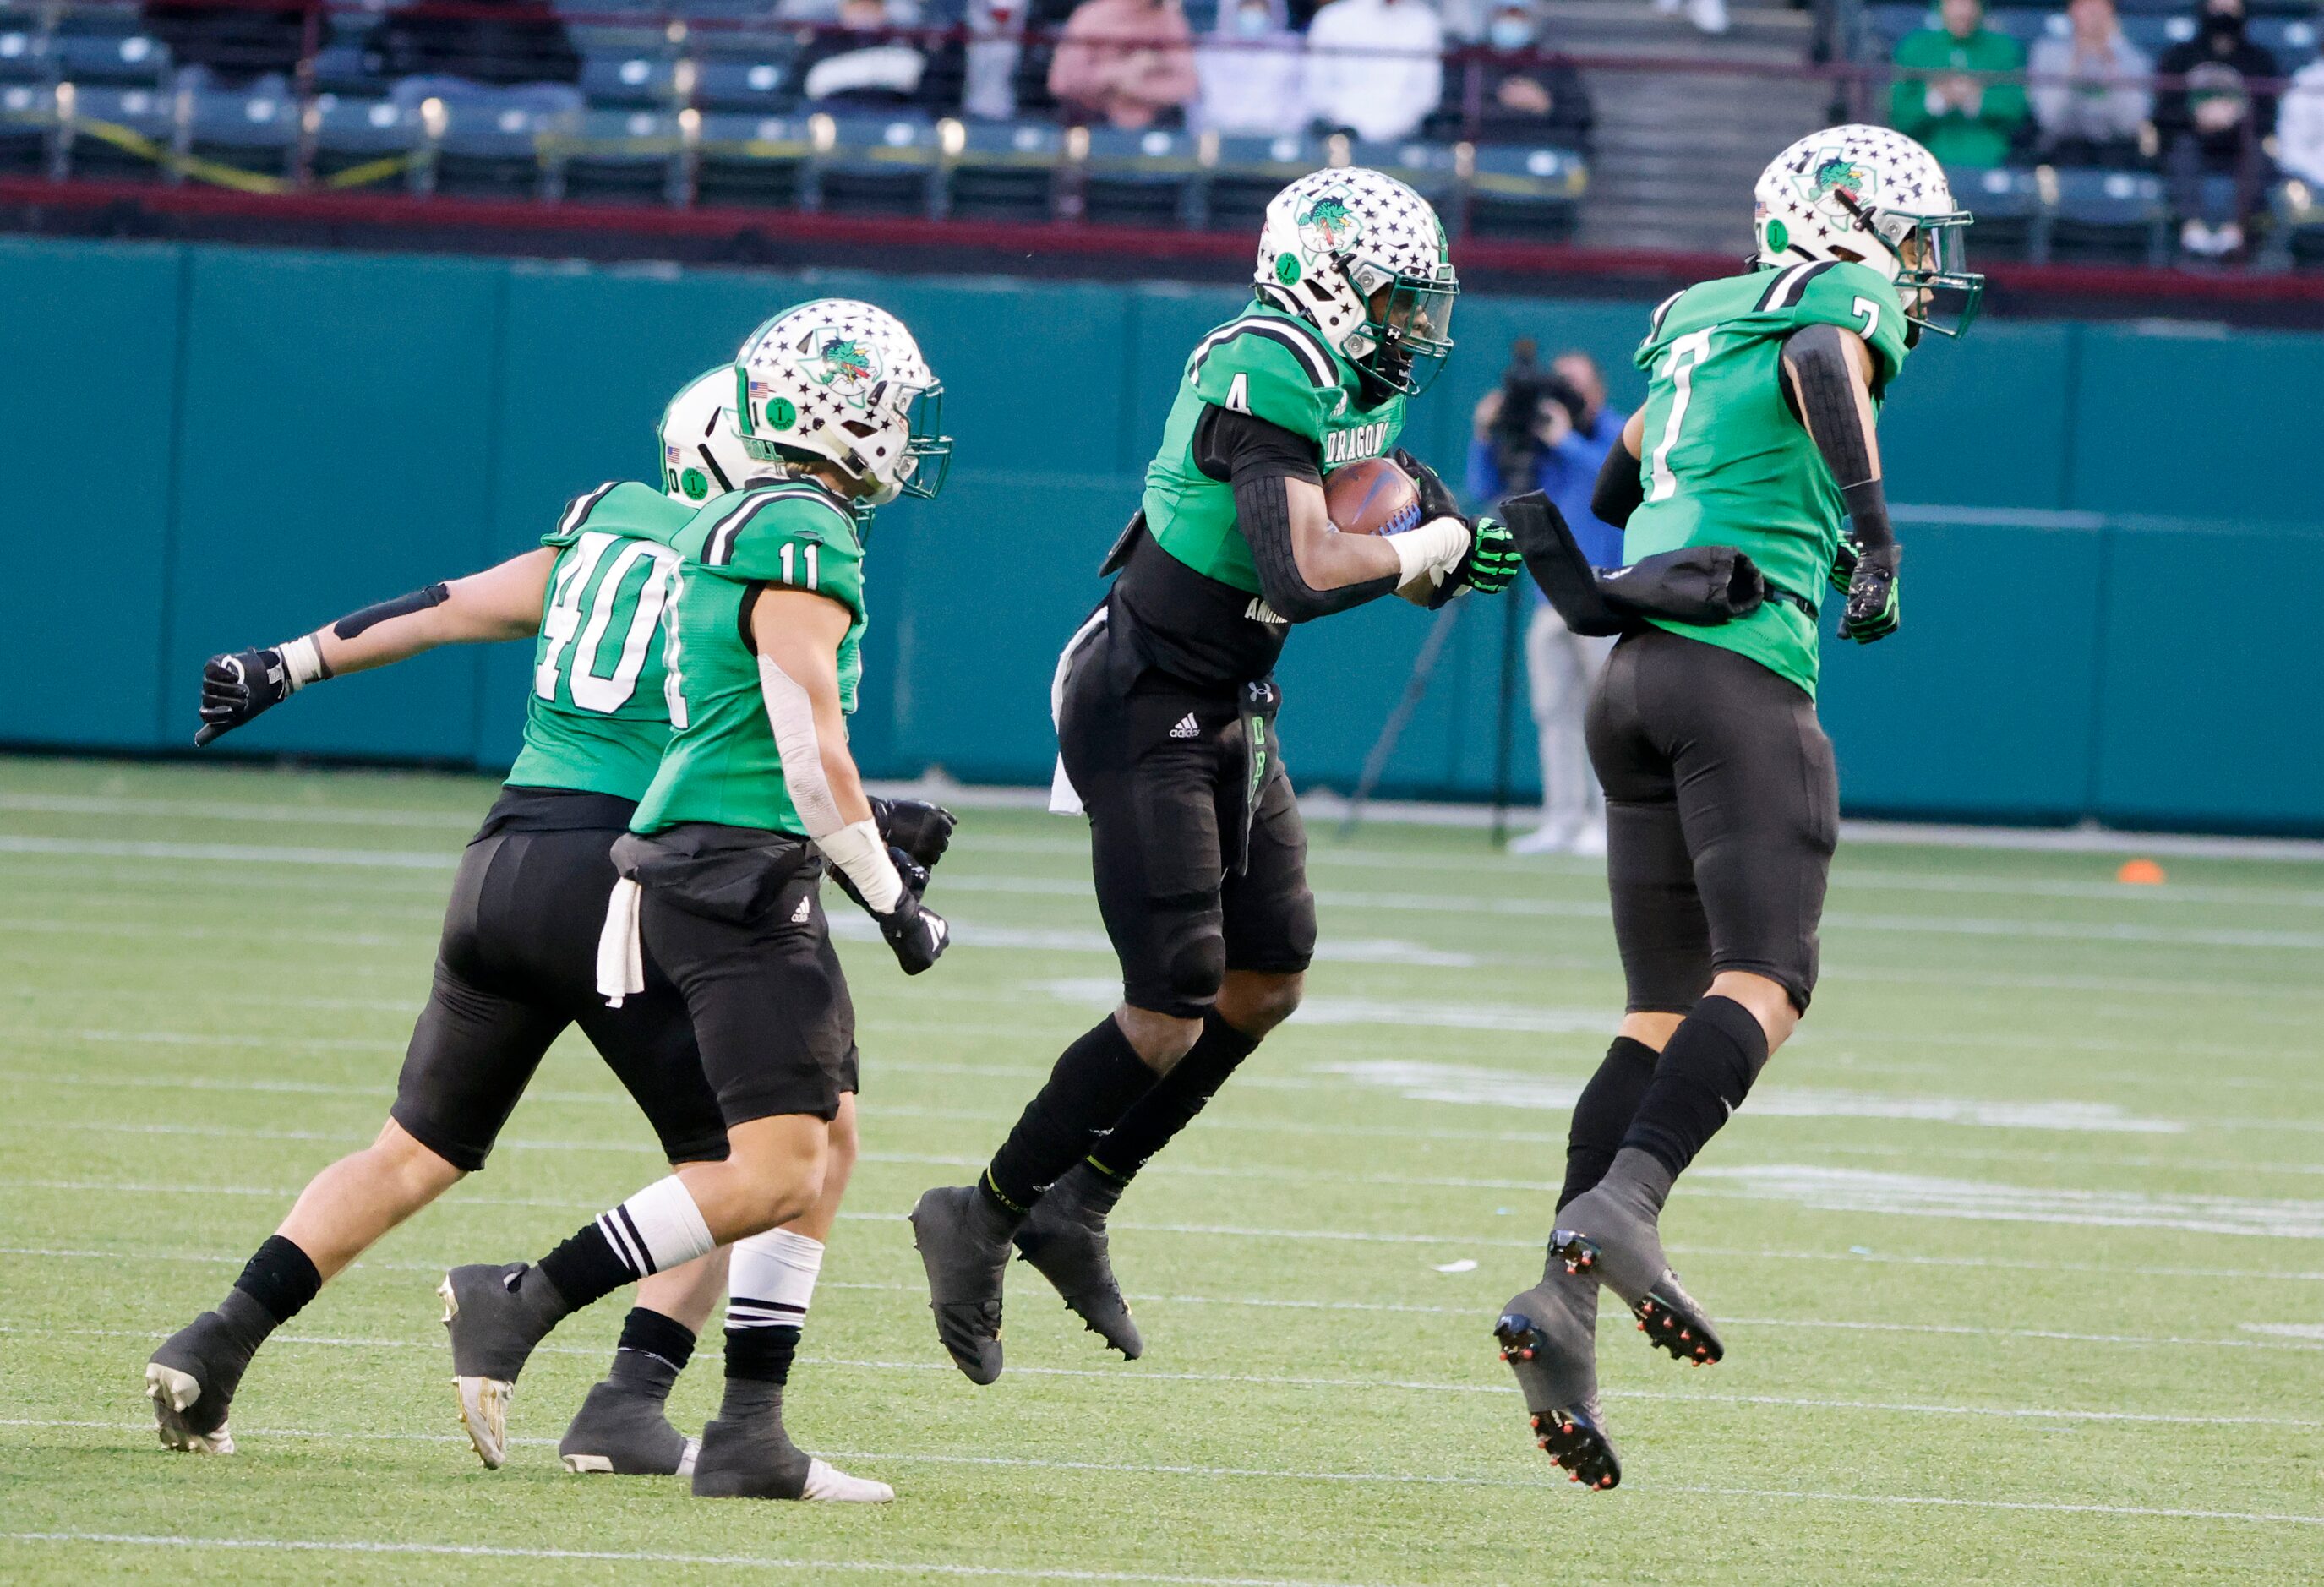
[727,1228,823,1332]
[596,1176,716,1280]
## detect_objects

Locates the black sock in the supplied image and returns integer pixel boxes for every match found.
[1087,1010,1261,1187]
[1618,995,1770,1179]
[722,1323,801,1418]
[231,1235,322,1328]
[537,1224,634,1313]
[983,1017,1158,1214]
[1558,1036,1663,1211]
[609,1306,697,1395]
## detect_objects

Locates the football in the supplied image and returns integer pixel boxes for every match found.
[1323,456,1422,537]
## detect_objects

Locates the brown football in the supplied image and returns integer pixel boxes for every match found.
[1323,456,1422,537]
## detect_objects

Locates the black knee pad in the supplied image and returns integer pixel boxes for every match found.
[1166,931,1227,1010]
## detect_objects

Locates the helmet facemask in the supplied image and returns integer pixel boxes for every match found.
[1830,185,1983,344]
[1343,259,1459,400]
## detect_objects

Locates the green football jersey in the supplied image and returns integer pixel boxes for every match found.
[630,480,868,838]
[1140,299,1406,595]
[504,481,691,800]
[1623,259,1912,698]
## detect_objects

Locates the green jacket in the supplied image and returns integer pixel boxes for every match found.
[1890,25,2027,168]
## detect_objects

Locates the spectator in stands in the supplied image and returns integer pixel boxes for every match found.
[797,0,947,109]
[2027,0,2152,166]
[374,0,582,112]
[1193,0,1310,136]
[1425,0,1592,148]
[1466,346,1627,857]
[145,0,304,94]
[1889,0,2028,168]
[1047,0,1199,129]
[2154,0,2279,257]
[2278,54,2324,190]
[961,0,1031,119]
[1306,0,1444,143]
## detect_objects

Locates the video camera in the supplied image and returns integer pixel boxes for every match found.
[1487,338,1589,494]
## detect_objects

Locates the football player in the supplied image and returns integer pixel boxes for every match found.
[439,299,953,1502]
[146,368,941,1497]
[908,168,1519,1384]
[1493,125,1982,1489]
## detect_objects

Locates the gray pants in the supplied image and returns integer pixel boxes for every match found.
[1528,603,1615,827]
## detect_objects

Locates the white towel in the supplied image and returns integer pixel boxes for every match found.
[1047,608,1108,816]
[596,876,645,1006]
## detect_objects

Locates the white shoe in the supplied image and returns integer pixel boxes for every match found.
[454,1374,513,1469]
[1508,822,1573,856]
[1686,0,1729,32]
[802,1456,897,1502]
[1567,820,1608,858]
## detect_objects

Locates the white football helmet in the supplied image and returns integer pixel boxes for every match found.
[1753,124,1983,341]
[657,366,763,506]
[1253,167,1459,397]
[730,299,951,506]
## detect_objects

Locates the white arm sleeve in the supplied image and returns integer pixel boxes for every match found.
[1391,515,1470,588]
[757,653,904,912]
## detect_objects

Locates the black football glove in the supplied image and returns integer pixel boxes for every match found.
[195,647,294,746]
[870,796,957,871]
[832,845,950,974]
[1392,447,1465,528]
[1837,540,1901,644]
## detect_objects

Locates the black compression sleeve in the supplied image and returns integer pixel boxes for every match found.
[1590,443,1645,530]
[1781,324,1893,550]
[333,582,450,640]
[1195,404,1394,622]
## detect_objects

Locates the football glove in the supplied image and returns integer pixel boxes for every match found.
[1393,447,1464,528]
[1450,516,1522,599]
[832,845,951,974]
[195,647,294,746]
[1837,540,1901,644]
[870,796,957,871]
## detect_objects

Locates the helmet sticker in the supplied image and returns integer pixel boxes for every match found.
[766,395,798,430]
[797,334,881,408]
[680,466,708,500]
[1765,216,1789,252]
[1274,251,1301,285]
[1295,186,1362,260]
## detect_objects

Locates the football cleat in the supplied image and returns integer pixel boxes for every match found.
[691,1398,894,1502]
[559,1378,698,1477]
[1012,1163,1143,1361]
[1493,1268,1620,1491]
[907,1185,1015,1385]
[144,1303,265,1455]
[439,1263,560,1469]
[1549,1198,1725,1368]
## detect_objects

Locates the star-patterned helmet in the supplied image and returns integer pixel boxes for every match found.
[731,299,952,505]
[1254,167,1459,397]
[1754,124,1983,341]
[657,366,766,506]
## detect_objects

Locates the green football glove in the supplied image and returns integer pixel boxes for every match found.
[1837,540,1901,643]
[1459,516,1522,596]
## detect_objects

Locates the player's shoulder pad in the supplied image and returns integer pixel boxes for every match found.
[542,480,678,548]
[696,483,865,605]
[1189,311,1347,439]
[1772,259,1911,384]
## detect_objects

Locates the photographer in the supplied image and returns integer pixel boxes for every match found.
[1466,345,1627,857]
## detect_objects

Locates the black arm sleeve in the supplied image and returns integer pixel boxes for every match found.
[1781,323,1894,551]
[332,582,450,640]
[1196,404,1397,623]
[1590,441,1645,530]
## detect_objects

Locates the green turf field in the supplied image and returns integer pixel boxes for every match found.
[3,755,2321,1584]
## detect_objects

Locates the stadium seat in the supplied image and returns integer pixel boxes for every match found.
[1203,133,1320,232]
[186,87,297,180]
[690,56,792,113]
[310,96,424,189]
[945,117,1060,223]
[693,110,809,208]
[0,21,52,85]
[1081,124,1197,229]
[58,82,174,181]
[580,49,678,109]
[1464,143,1585,243]
[2265,177,2324,269]
[309,42,392,97]
[543,106,682,204]
[1861,3,1932,56]
[1349,139,1459,211]
[810,112,940,216]
[1949,164,2038,260]
[0,79,52,175]
[53,28,169,88]
[426,97,564,200]
[2250,15,2318,68]
[2043,166,2168,265]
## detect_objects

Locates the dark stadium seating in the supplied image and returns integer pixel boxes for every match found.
[59,82,172,180]
[544,106,681,204]
[0,79,50,173]
[185,87,297,178]
[810,112,941,216]
[1465,143,1585,241]
[691,111,809,208]
[945,117,1061,222]
[309,95,424,188]
[1080,124,1200,228]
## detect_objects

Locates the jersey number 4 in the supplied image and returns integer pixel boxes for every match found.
[536,531,683,716]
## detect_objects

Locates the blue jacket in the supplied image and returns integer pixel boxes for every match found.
[1466,406,1628,603]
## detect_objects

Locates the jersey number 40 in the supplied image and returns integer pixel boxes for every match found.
[535,531,685,719]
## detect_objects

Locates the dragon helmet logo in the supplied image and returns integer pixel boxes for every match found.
[799,332,882,406]
[1798,150,1874,210]
[1295,186,1362,259]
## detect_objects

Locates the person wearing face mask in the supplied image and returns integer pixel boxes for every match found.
[2154,0,2281,258]
[1194,0,1309,136]
[1427,0,1592,147]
